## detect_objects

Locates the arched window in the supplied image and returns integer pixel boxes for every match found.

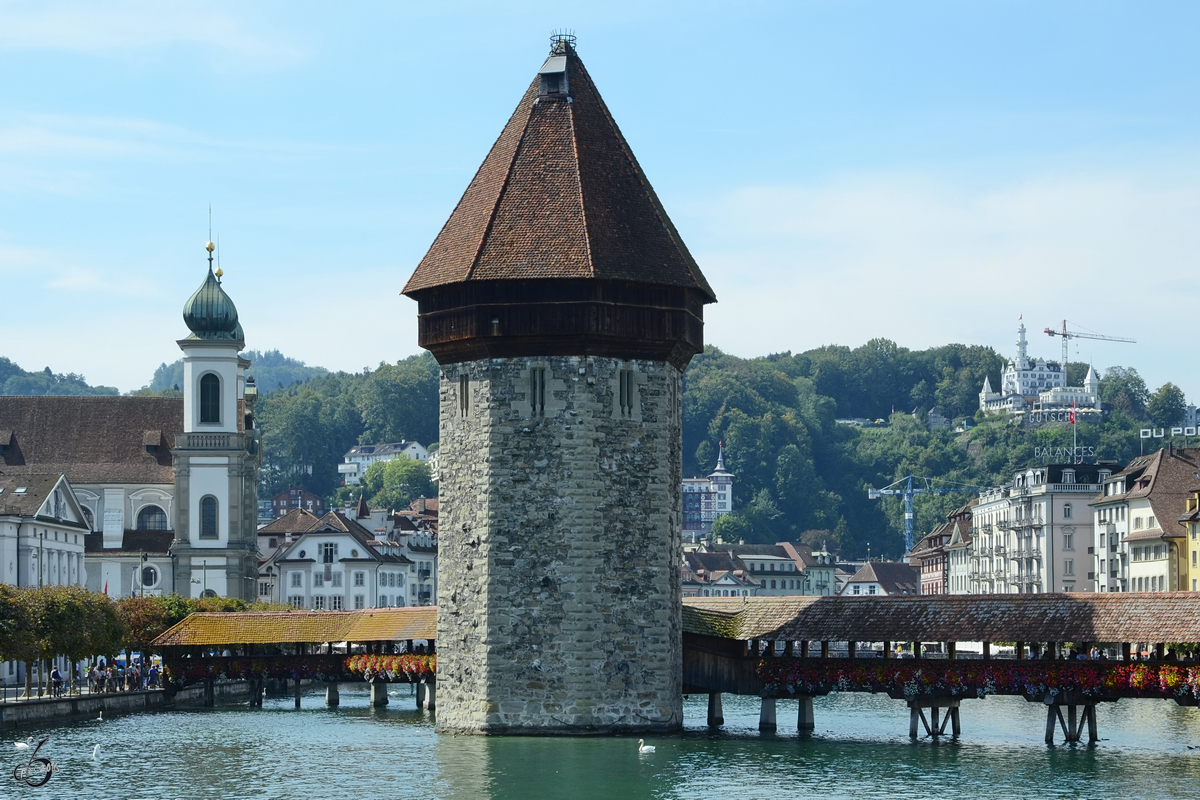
[81,506,95,531]
[1063,504,1073,519]
[199,373,221,424]
[137,505,169,531]
[199,496,218,539]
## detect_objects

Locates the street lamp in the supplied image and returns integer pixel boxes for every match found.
[140,552,148,599]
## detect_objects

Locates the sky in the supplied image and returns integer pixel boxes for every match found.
[1,1,1197,399]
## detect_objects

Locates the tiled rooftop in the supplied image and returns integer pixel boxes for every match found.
[152,607,437,647]
[684,593,1200,643]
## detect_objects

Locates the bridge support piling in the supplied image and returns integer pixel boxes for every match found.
[907,699,960,738]
[423,682,436,711]
[1046,703,1098,744]
[707,692,724,726]
[370,681,389,707]
[294,679,301,709]
[326,682,340,707]
[797,696,814,732]
[758,697,777,732]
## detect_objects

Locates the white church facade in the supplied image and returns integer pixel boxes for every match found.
[0,242,261,600]
[979,323,1102,417]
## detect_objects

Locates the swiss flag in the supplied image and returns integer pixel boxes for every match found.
[1069,402,1076,425]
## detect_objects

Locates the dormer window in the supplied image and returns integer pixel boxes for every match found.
[538,55,568,96]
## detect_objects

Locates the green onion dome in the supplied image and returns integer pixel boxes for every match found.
[183,248,242,341]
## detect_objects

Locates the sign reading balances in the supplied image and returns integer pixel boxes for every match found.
[1035,446,1096,463]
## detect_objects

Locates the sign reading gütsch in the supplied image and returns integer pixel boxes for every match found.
[1141,427,1199,439]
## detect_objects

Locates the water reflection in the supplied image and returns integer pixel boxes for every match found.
[12,686,1200,799]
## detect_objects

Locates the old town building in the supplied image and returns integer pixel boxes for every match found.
[1090,447,1198,593]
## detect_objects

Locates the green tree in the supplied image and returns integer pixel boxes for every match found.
[1147,383,1187,428]
[1099,366,1149,419]
[362,456,435,511]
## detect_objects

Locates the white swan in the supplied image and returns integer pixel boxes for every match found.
[92,744,100,761]
[97,710,103,722]
[637,739,655,754]
[14,737,32,751]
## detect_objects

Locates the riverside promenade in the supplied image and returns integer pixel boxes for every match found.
[0,682,253,731]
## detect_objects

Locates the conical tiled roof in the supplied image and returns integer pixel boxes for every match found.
[404,42,713,301]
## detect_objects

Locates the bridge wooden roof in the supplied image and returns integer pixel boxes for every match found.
[152,607,437,648]
[684,594,1200,643]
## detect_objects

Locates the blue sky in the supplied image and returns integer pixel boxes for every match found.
[2,1,1197,403]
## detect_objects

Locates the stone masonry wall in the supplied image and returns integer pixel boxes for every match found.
[435,355,683,734]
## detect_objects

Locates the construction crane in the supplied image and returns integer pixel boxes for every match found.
[1044,320,1135,367]
[867,476,981,554]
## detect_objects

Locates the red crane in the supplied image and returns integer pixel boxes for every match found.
[1044,320,1135,367]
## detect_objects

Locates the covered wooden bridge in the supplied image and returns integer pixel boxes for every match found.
[683,593,1200,744]
[152,607,437,709]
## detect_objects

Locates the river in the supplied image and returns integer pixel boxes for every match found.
[12,686,1200,799]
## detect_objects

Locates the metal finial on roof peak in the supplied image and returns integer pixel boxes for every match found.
[549,29,576,54]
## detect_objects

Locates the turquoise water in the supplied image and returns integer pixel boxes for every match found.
[10,686,1200,799]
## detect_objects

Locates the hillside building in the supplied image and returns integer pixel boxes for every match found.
[979,323,1101,416]
[838,562,919,596]
[338,441,429,485]
[682,445,734,540]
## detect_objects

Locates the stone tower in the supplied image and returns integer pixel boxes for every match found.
[403,35,715,734]
[171,243,261,600]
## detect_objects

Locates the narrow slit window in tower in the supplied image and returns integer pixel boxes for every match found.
[459,374,470,417]
[619,368,636,417]
[530,367,546,417]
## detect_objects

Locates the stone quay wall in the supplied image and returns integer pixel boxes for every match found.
[0,681,252,730]
[436,355,683,734]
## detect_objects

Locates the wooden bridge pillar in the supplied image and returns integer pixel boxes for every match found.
[1122,643,1131,662]
[821,641,829,658]
[883,641,892,659]
[1045,703,1098,744]
[908,699,960,738]
[325,682,340,707]
[797,696,814,732]
[1016,641,1025,660]
[847,641,857,659]
[294,678,302,709]
[784,641,794,657]
[370,681,389,707]
[758,697,777,732]
[800,641,809,658]
[947,642,956,660]
[912,642,921,660]
[983,642,991,661]
[707,692,724,726]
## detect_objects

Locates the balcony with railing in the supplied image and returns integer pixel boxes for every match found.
[1046,483,1101,493]
[175,432,254,452]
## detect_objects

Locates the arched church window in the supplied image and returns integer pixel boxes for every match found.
[137,505,169,531]
[200,496,218,539]
[200,373,221,424]
[81,506,95,531]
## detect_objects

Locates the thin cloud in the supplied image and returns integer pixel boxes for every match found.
[0,1,307,66]
[691,162,1200,399]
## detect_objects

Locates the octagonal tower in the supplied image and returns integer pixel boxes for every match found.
[404,35,715,734]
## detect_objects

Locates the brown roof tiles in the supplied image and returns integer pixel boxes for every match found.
[403,47,714,301]
[0,396,182,484]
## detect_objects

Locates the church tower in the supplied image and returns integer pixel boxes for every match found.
[171,242,260,600]
[403,35,715,734]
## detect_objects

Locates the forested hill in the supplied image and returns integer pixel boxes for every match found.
[0,357,117,395]
[8,339,1186,560]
